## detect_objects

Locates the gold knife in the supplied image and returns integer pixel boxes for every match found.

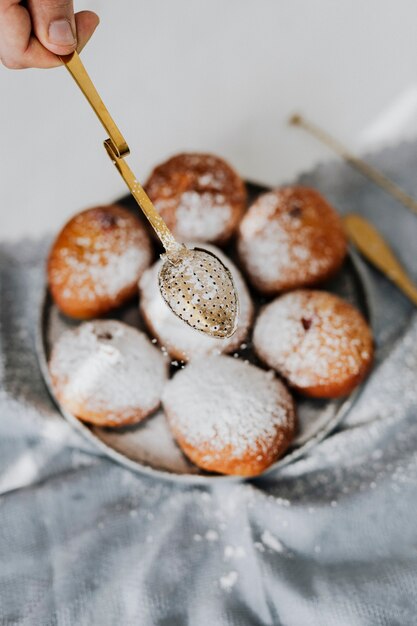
[344,214,417,307]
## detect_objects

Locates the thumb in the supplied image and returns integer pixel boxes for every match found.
[27,0,77,55]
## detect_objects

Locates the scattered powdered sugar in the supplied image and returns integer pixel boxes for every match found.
[78,247,148,299]
[205,529,219,541]
[162,249,219,301]
[175,191,232,241]
[139,244,253,361]
[237,187,346,291]
[219,571,238,591]
[254,541,266,553]
[49,320,168,423]
[224,545,246,560]
[253,290,373,388]
[261,530,285,552]
[198,172,222,188]
[239,217,319,284]
[49,207,152,303]
[162,355,295,456]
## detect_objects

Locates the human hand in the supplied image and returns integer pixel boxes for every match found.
[0,0,99,69]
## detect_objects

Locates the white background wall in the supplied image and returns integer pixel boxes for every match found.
[2,0,417,240]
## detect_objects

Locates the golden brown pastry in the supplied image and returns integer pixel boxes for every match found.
[237,186,347,294]
[145,153,247,245]
[49,320,168,427]
[48,204,152,318]
[162,355,296,476]
[253,290,373,398]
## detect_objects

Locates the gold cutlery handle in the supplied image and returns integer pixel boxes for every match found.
[60,51,181,255]
[344,214,417,307]
[103,140,180,253]
[60,51,129,158]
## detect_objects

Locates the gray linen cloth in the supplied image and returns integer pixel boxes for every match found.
[1,141,417,626]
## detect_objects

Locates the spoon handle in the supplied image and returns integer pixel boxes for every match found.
[60,52,129,158]
[103,140,179,252]
[344,213,417,307]
[59,52,180,254]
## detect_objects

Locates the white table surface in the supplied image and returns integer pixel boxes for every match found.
[2,0,417,241]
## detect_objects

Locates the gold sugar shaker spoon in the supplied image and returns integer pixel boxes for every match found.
[59,52,238,339]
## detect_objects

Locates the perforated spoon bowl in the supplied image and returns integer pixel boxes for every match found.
[159,246,238,337]
[59,52,238,338]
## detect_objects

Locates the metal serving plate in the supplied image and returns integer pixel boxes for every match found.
[36,182,374,484]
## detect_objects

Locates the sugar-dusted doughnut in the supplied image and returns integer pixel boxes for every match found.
[139,244,254,361]
[162,355,296,476]
[237,186,347,294]
[48,204,153,318]
[253,290,373,398]
[145,153,247,245]
[49,320,168,427]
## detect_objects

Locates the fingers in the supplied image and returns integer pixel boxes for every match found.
[0,4,99,69]
[0,1,32,68]
[74,11,100,55]
[27,0,75,55]
[28,0,99,56]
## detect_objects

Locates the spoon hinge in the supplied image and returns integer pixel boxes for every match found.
[60,51,179,251]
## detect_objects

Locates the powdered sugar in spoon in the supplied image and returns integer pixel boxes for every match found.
[59,52,238,338]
